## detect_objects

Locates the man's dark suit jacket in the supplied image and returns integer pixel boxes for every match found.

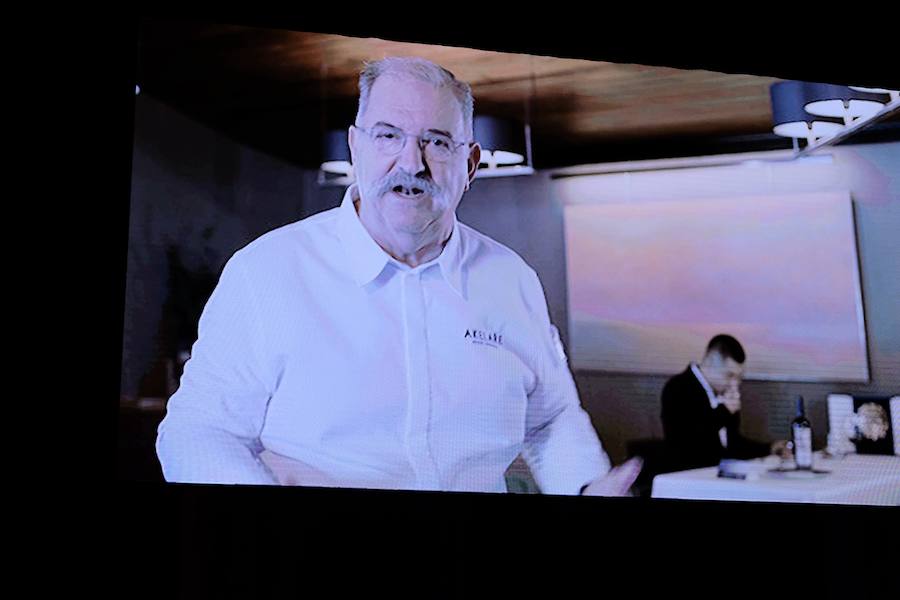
[661,366,770,471]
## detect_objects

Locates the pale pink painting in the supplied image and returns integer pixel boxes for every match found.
[564,191,869,381]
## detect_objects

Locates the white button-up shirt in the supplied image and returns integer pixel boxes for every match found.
[157,185,610,494]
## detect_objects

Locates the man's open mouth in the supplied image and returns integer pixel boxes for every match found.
[392,185,426,198]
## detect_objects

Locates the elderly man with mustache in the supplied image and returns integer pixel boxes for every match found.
[157,56,640,496]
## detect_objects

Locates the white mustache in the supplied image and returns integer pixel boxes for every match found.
[375,171,441,197]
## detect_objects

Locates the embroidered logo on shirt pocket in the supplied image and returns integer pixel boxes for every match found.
[463,328,503,349]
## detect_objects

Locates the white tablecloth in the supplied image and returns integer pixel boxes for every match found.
[651,453,900,505]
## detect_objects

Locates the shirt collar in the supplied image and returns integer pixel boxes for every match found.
[434,213,465,299]
[336,184,391,287]
[336,184,466,299]
[690,362,719,408]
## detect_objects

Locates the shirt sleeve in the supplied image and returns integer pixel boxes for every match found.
[519,268,611,495]
[156,252,279,485]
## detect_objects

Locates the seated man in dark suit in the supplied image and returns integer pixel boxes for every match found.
[661,334,783,471]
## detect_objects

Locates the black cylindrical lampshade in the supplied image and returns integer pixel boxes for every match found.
[802,82,889,120]
[473,115,526,165]
[321,129,352,174]
[849,85,900,102]
[770,81,843,139]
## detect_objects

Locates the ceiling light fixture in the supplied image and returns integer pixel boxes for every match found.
[770,80,899,157]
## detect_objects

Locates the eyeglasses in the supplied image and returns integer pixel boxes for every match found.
[353,124,468,163]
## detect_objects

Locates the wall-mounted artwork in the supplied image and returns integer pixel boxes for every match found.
[564,191,869,382]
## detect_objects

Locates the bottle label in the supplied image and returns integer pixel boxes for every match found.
[793,426,813,468]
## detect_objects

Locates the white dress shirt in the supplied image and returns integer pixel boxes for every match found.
[690,363,728,448]
[156,185,611,494]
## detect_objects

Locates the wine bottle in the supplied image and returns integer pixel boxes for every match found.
[791,396,813,470]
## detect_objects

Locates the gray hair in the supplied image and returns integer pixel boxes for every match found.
[356,56,474,140]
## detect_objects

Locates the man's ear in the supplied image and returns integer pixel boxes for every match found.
[466,142,481,190]
[347,126,358,166]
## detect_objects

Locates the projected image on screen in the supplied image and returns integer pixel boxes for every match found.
[564,190,869,382]
[121,19,898,510]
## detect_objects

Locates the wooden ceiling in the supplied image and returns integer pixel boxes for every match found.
[135,19,899,169]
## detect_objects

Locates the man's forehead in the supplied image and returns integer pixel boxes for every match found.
[364,75,465,135]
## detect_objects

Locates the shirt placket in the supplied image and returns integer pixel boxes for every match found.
[400,269,441,489]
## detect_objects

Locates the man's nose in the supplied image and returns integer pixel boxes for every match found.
[396,135,427,175]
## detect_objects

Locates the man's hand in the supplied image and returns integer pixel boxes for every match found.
[719,385,741,414]
[770,439,791,458]
[581,457,643,496]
